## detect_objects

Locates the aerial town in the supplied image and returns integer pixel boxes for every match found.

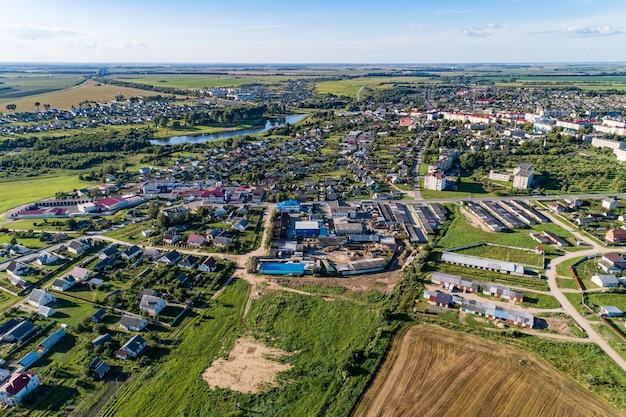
[1,60,626,416]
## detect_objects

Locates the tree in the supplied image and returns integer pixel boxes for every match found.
[147,203,159,219]
[34,101,41,112]
[43,103,51,111]
[5,104,16,113]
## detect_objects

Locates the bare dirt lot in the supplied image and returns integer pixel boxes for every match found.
[460,206,494,233]
[201,336,291,394]
[353,324,623,417]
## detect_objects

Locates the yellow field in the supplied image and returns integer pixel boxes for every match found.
[0,80,170,111]
[353,325,623,417]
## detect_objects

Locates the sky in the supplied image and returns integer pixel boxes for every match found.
[1,0,626,64]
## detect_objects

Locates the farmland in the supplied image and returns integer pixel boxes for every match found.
[0,80,169,111]
[353,324,624,417]
[315,76,431,97]
[110,74,303,89]
[0,74,84,101]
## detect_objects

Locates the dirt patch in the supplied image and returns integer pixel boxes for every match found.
[460,206,494,233]
[202,336,291,394]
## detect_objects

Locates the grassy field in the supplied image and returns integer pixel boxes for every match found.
[0,174,92,214]
[315,76,430,97]
[437,205,544,250]
[0,80,169,111]
[586,291,626,312]
[104,284,390,417]
[353,324,624,417]
[455,244,544,267]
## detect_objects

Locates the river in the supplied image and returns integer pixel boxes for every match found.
[150,113,309,145]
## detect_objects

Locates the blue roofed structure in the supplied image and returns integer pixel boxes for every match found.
[259,263,306,276]
[18,351,39,369]
[277,200,301,213]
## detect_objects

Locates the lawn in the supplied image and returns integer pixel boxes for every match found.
[586,291,626,313]
[519,292,561,309]
[556,277,581,290]
[0,174,93,214]
[437,205,545,250]
[52,293,100,328]
[455,244,544,268]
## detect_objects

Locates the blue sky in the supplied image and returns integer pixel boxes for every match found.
[1,0,625,63]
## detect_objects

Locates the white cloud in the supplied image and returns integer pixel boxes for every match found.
[0,24,80,40]
[485,23,502,29]
[565,25,624,36]
[460,29,490,38]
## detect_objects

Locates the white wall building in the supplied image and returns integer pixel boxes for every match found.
[424,172,446,191]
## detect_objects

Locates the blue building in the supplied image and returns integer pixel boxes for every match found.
[259,263,306,276]
[295,221,320,238]
[277,200,301,213]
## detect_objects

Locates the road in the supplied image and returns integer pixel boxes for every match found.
[541,210,626,373]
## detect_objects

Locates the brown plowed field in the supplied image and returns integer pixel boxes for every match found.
[353,325,623,417]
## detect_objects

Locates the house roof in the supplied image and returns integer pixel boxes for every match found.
[92,308,107,321]
[441,251,524,275]
[69,266,91,280]
[601,305,623,315]
[201,257,217,269]
[121,334,146,354]
[603,252,626,264]
[186,234,205,244]
[92,333,113,346]
[123,245,142,257]
[28,289,54,306]
[4,372,37,396]
[119,315,146,330]
[140,294,164,311]
[4,320,34,340]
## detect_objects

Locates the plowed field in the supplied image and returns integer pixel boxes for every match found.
[353,325,622,417]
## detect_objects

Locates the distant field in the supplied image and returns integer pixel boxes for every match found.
[111,74,305,89]
[315,76,430,97]
[0,74,84,101]
[354,325,624,417]
[0,80,169,110]
[0,174,91,214]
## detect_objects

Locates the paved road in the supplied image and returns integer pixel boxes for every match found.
[541,210,626,373]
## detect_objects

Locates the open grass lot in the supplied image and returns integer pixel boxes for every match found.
[437,205,544,250]
[0,174,93,214]
[103,283,391,417]
[455,244,544,268]
[557,277,581,290]
[420,178,488,199]
[0,80,169,111]
[353,324,625,417]
[0,74,84,101]
[430,262,550,291]
[586,291,626,312]
[519,291,561,309]
[0,291,20,313]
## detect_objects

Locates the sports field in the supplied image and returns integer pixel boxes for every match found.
[354,325,624,417]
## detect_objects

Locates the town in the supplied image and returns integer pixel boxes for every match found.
[1,63,626,416]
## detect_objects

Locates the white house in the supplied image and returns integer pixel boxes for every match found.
[0,372,40,406]
[35,252,58,266]
[26,289,55,308]
[67,240,89,255]
[591,274,620,288]
[6,261,30,278]
[121,245,142,261]
[68,266,92,282]
[115,335,146,360]
[198,257,218,273]
[139,294,167,316]
[600,306,623,317]
[51,276,76,292]
[119,315,147,332]
[602,198,619,210]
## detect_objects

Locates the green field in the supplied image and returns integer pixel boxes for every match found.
[315,76,430,97]
[455,244,544,268]
[0,174,92,215]
[104,281,390,417]
[0,74,84,101]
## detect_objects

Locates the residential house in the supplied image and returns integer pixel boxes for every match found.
[27,289,55,308]
[99,245,118,260]
[37,305,55,318]
[6,261,30,278]
[119,315,147,332]
[424,171,446,191]
[51,276,76,292]
[162,233,181,244]
[142,247,162,262]
[91,308,107,323]
[121,245,142,261]
[68,240,89,255]
[186,233,206,246]
[198,257,218,273]
[232,218,249,232]
[1,320,35,343]
[92,333,113,346]
[115,335,146,360]
[178,255,200,270]
[600,306,623,317]
[0,372,40,406]
[139,294,167,316]
[602,198,619,210]
[158,250,181,265]
[606,228,626,244]
[599,253,626,273]
[35,252,58,266]
[591,274,620,288]
[88,356,110,380]
[213,232,233,247]
[68,266,92,282]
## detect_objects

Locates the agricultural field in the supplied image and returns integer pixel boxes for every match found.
[0,80,168,111]
[109,74,302,89]
[353,324,625,417]
[0,74,85,101]
[315,76,431,97]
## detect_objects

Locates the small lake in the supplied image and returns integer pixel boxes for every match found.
[150,113,309,145]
